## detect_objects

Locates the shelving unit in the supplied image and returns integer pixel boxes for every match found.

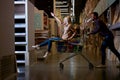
[34,8,49,44]
[35,30,49,44]
[14,0,28,74]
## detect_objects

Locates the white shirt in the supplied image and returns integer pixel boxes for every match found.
[62,24,70,40]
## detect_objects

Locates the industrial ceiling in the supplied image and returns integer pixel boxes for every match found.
[30,0,87,23]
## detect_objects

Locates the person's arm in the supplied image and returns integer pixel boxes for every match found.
[51,12,62,25]
[88,20,100,35]
[67,26,77,40]
[67,31,76,40]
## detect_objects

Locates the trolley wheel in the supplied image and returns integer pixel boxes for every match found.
[89,63,94,69]
[59,62,64,70]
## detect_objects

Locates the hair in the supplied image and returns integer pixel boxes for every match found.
[92,12,98,18]
[67,16,71,24]
[63,16,71,24]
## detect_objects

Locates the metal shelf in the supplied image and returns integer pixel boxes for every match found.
[14,14,25,19]
[15,33,26,36]
[15,42,27,45]
[14,1,25,4]
[17,60,25,63]
[15,23,26,28]
[15,51,26,54]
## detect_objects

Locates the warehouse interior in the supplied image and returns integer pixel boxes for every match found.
[0,0,120,80]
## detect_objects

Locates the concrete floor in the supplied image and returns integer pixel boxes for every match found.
[16,50,120,80]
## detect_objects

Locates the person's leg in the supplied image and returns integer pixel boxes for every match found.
[106,35,120,68]
[32,38,50,49]
[108,39,120,68]
[108,41,120,61]
[47,37,61,52]
[96,39,107,68]
[32,37,60,49]
[101,40,108,65]
[39,39,51,47]
[43,37,62,58]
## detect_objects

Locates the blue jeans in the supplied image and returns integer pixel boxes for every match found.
[38,37,62,52]
[101,34,120,65]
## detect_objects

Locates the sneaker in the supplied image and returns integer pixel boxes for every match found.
[32,45,40,49]
[116,64,120,68]
[95,64,106,68]
[43,51,49,58]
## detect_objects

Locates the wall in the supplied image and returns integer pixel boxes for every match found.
[28,1,35,50]
[0,0,15,57]
[0,0,17,79]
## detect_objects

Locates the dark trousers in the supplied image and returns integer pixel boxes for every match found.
[101,34,120,65]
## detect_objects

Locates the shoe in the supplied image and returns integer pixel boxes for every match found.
[32,45,40,49]
[116,64,120,68]
[95,64,106,68]
[43,51,49,58]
